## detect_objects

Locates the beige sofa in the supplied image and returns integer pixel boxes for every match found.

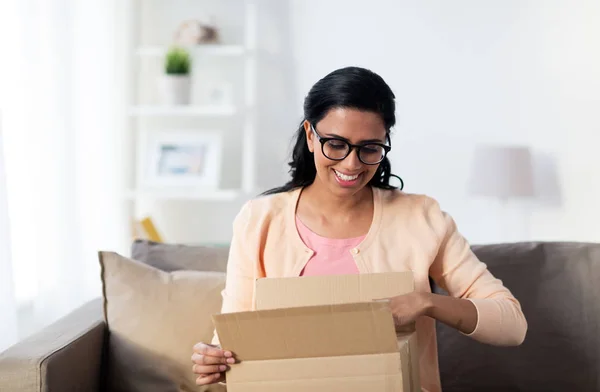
[1,240,598,391]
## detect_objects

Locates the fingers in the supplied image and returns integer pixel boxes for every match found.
[193,342,233,358]
[193,363,228,375]
[192,353,236,365]
[192,342,235,385]
[195,372,223,386]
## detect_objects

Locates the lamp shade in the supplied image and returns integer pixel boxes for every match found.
[467,145,535,199]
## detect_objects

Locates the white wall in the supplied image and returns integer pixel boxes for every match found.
[289,0,600,244]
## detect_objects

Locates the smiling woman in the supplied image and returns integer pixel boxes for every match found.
[191,67,527,392]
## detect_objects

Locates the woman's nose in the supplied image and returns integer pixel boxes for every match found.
[341,148,363,170]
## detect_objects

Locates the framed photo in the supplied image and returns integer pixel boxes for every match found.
[139,129,222,189]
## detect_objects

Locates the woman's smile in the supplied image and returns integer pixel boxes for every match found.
[333,169,362,187]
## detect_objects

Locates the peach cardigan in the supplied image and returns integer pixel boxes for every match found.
[213,187,527,392]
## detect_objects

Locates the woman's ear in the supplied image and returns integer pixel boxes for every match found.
[303,120,314,153]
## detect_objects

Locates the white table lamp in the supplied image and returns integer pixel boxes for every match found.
[467,144,535,242]
[468,145,535,201]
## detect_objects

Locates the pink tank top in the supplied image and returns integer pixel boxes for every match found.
[296,216,363,276]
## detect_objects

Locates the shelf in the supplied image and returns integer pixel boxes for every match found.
[136,45,246,57]
[125,189,241,201]
[129,105,237,117]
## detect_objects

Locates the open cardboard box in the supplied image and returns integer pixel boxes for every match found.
[213,272,420,392]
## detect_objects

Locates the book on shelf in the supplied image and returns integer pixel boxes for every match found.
[132,216,164,243]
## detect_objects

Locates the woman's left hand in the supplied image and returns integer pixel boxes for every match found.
[385,292,432,329]
[385,291,479,335]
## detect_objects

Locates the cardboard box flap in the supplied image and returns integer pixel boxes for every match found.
[255,272,414,310]
[213,301,398,361]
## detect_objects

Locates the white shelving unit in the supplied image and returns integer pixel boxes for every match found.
[136,44,246,57]
[125,0,258,208]
[124,189,240,202]
[129,105,237,117]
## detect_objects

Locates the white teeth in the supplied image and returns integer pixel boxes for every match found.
[334,170,359,181]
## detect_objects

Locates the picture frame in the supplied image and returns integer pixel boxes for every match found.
[138,129,222,190]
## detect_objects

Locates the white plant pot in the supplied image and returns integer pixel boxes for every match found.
[158,74,191,105]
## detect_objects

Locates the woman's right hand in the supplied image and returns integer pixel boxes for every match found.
[191,342,236,385]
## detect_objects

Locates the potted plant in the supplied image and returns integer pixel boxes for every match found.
[159,46,192,105]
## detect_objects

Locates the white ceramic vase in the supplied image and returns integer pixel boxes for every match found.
[158,74,191,105]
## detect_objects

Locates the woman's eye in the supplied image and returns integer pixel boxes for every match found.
[362,147,379,154]
[327,141,347,150]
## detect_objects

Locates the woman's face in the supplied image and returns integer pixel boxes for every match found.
[305,108,388,198]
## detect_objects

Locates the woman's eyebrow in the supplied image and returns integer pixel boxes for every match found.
[324,132,386,144]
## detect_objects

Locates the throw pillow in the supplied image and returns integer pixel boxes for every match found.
[99,251,226,392]
[131,239,230,273]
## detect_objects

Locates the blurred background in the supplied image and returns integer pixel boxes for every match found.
[0,0,598,351]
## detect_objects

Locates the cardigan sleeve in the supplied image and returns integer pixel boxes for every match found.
[427,199,528,346]
[211,200,256,346]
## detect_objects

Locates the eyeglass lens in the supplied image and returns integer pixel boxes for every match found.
[323,139,386,164]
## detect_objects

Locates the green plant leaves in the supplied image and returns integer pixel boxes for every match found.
[164,46,191,75]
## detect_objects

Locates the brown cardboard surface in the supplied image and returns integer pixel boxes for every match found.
[407,331,421,391]
[212,272,420,391]
[223,334,418,390]
[397,333,420,392]
[226,374,404,392]
[212,302,398,360]
[226,352,401,383]
[255,272,414,310]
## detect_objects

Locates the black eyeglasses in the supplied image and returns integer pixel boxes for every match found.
[310,124,391,165]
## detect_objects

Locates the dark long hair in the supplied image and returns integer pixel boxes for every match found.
[263,66,402,195]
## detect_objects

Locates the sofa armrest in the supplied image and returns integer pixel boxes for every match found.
[0,298,106,392]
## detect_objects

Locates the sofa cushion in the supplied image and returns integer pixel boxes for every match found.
[99,251,226,392]
[131,239,229,273]
[434,242,600,392]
